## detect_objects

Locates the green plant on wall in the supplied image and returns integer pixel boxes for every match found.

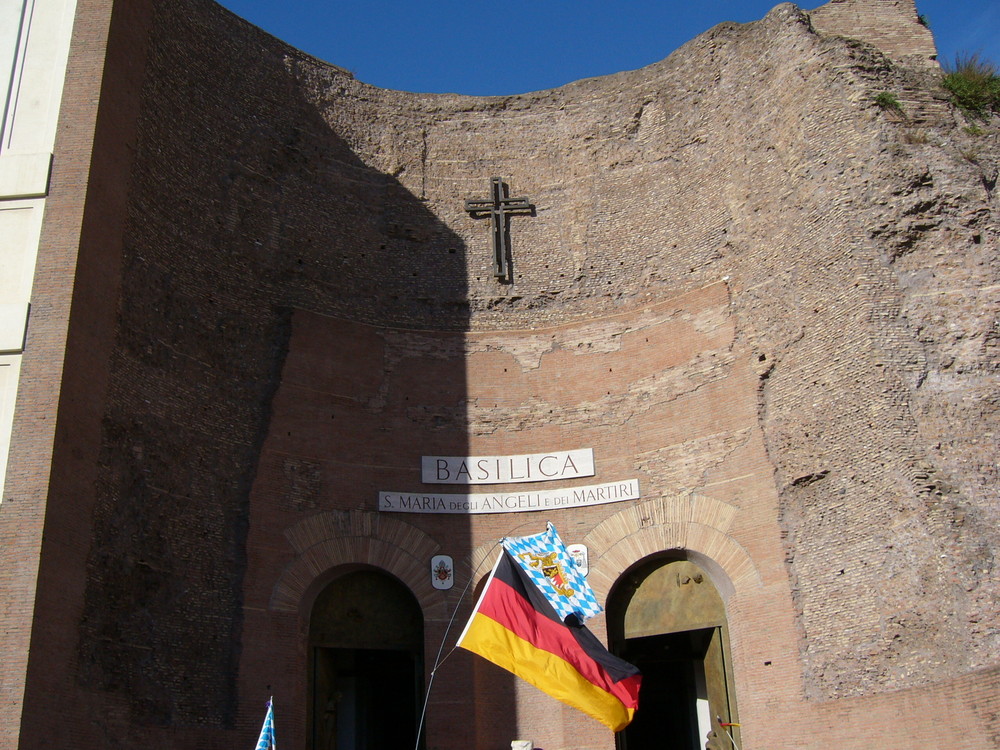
[942,53,1000,120]
[874,91,903,114]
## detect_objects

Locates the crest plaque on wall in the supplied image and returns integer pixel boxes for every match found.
[566,543,589,576]
[431,555,454,590]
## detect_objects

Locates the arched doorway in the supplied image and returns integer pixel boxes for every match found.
[309,569,424,750]
[608,557,739,750]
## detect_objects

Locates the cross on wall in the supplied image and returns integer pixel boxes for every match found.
[464,177,535,281]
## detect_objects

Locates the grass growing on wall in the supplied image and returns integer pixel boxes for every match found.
[942,53,1000,120]
[874,91,904,115]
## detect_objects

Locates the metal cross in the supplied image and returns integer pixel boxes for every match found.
[464,177,534,281]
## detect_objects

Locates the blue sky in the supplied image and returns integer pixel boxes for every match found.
[217,0,1000,96]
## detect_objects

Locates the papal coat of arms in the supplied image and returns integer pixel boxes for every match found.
[434,559,452,582]
[430,554,454,590]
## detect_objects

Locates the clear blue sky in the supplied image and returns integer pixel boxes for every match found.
[217,0,1000,96]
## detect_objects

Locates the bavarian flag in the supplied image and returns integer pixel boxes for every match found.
[503,523,602,623]
[457,549,641,732]
[254,698,276,750]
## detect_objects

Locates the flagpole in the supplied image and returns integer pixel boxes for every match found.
[413,541,501,750]
[717,716,741,750]
[412,520,571,750]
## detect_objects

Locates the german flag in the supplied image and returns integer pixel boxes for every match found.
[457,550,641,732]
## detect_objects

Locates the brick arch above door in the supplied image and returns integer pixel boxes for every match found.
[585,494,761,604]
[270,509,448,620]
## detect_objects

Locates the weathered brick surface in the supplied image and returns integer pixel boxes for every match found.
[809,0,938,67]
[2,0,998,747]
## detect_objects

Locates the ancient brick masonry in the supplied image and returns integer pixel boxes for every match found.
[0,0,997,748]
[809,0,938,67]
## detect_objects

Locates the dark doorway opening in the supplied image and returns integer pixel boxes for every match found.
[609,558,739,750]
[309,570,424,750]
[618,627,731,750]
[313,647,422,750]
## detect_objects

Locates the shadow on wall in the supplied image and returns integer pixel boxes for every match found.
[73,0,482,742]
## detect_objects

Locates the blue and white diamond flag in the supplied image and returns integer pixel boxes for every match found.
[502,522,602,623]
[255,698,276,750]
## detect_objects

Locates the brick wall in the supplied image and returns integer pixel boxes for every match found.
[0,0,151,745]
[809,0,938,67]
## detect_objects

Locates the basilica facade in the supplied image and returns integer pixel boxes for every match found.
[1,0,997,748]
